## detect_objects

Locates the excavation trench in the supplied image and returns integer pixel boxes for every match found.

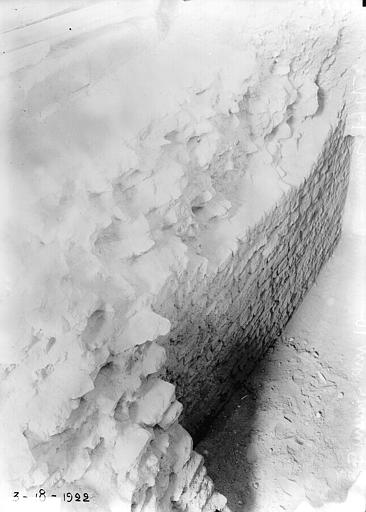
[2,3,364,512]
[195,143,366,512]
[156,114,353,442]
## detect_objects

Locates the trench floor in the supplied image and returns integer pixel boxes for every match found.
[196,147,366,512]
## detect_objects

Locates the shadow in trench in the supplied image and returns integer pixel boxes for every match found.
[194,150,366,512]
[194,344,276,512]
[194,140,365,512]
[195,321,364,512]
[194,246,365,512]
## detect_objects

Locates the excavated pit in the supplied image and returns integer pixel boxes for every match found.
[156,115,353,440]
[1,2,364,512]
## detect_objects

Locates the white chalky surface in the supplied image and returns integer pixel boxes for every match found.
[0,1,364,511]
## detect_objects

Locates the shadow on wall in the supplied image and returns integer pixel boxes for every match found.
[195,346,272,512]
[196,333,325,512]
[195,220,365,512]
[157,121,353,447]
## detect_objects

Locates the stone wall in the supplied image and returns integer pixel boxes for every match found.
[1,2,360,511]
[157,111,353,439]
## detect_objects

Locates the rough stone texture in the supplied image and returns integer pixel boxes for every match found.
[0,1,361,512]
[157,112,353,439]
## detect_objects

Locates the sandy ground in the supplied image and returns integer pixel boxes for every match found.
[196,141,366,512]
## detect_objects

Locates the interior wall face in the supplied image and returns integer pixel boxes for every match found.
[156,115,353,439]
